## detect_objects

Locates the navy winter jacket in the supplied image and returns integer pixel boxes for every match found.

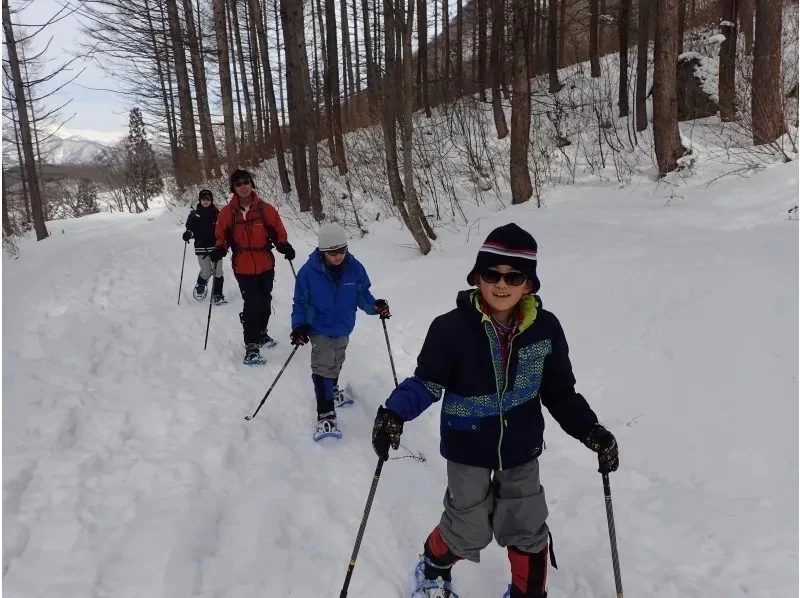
[291,250,378,338]
[386,290,599,470]
[185,203,219,254]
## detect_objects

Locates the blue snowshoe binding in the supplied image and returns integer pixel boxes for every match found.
[243,343,266,366]
[313,411,342,441]
[411,558,459,598]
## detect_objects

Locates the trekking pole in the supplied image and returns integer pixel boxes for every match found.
[602,473,624,598]
[203,281,214,350]
[339,315,397,597]
[244,345,299,420]
[177,241,188,305]
[289,259,296,279]
[381,317,398,386]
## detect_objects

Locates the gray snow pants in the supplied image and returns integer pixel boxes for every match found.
[438,458,549,562]
[309,335,349,378]
[197,254,223,280]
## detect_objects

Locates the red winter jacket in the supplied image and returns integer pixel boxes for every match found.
[214,193,288,275]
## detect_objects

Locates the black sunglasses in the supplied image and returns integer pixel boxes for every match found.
[324,246,347,256]
[479,269,528,286]
[233,179,251,187]
[199,195,212,201]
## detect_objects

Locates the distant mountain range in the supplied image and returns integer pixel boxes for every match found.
[39,134,115,165]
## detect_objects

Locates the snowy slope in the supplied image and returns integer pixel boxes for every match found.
[3,162,798,597]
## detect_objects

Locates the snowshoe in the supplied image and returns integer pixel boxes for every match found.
[259,331,277,349]
[332,385,354,408]
[212,294,228,306]
[193,282,208,301]
[411,559,459,598]
[313,412,342,441]
[243,344,266,366]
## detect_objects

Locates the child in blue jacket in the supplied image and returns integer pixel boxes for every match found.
[290,223,391,439]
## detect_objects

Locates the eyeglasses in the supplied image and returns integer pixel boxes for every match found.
[324,247,347,256]
[479,270,528,286]
[233,179,251,188]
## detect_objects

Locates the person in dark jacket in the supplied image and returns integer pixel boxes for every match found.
[290,223,390,439]
[182,189,226,305]
[210,169,295,365]
[371,223,620,598]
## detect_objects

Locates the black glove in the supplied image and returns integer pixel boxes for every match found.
[209,246,226,263]
[372,406,404,460]
[276,242,295,261]
[182,230,192,242]
[374,299,391,319]
[290,323,311,346]
[582,424,619,474]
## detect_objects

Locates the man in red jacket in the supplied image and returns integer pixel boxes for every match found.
[211,169,295,365]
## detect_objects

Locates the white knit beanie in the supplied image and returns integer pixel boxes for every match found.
[317,223,348,251]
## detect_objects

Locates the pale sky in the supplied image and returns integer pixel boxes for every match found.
[15,0,128,141]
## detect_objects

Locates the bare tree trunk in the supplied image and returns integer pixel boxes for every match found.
[558,0,566,65]
[227,1,246,153]
[158,0,181,173]
[166,0,200,181]
[381,0,406,208]
[418,0,431,115]
[635,0,650,131]
[590,0,601,76]
[618,0,632,116]
[230,0,255,158]
[653,0,685,175]
[246,0,266,155]
[740,0,754,54]
[248,0,291,191]
[213,0,238,167]
[456,0,463,92]
[325,0,348,173]
[280,0,321,217]
[751,0,784,145]
[442,0,450,103]
[182,0,221,177]
[2,172,12,237]
[361,0,376,108]
[719,0,738,121]
[548,0,561,92]
[491,0,509,138]
[341,0,355,109]
[478,0,488,100]
[353,0,361,93]
[677,0,686,54]
[510,0,532,204]
[273,0,286,128]
[10,101,31,226]
[399,0,433,252]
[3,0,47,239]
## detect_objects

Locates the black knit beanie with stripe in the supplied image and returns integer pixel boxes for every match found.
[468,223,540,292]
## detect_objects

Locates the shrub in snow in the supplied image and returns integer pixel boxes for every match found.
[678,53,720,121]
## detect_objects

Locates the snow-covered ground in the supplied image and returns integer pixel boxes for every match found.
[4,154,797,597]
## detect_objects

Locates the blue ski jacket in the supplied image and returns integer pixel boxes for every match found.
[291,250,378,338]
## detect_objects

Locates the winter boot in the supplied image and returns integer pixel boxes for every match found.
[313,411,342,441]
[332,377,353,408]
[243,343,266,366]
[505,546,548,598]
[193,275,208,300]
[211,276,227,305]
[411,559,459,598]
[259,329,277,348]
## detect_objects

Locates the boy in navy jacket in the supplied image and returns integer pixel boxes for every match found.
[291,223,391,439]
[371,223,620,598]
[182,189,226,304]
